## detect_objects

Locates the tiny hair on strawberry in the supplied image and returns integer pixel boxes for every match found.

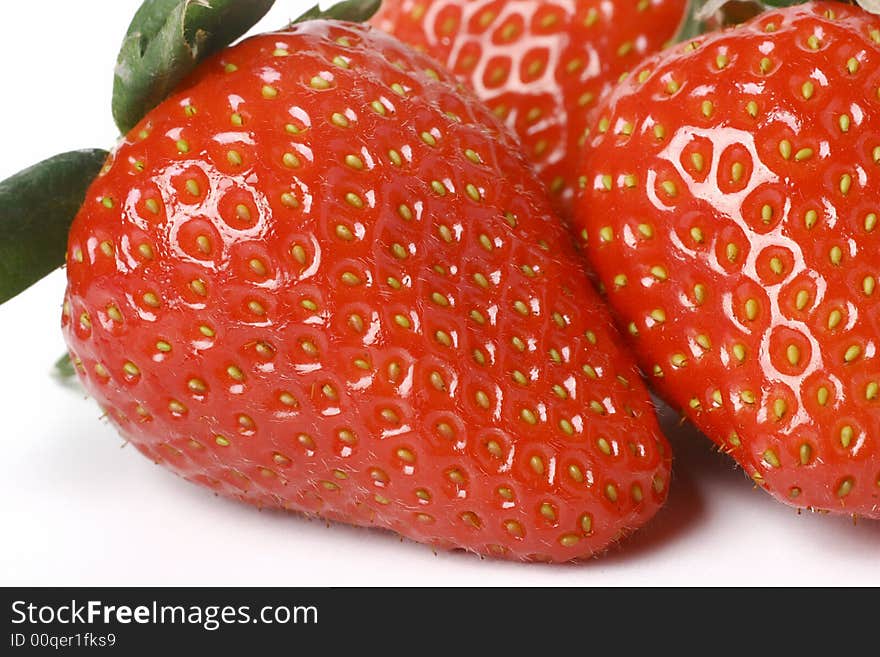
[0,0,672,562]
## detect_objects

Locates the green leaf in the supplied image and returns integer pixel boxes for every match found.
[112,0,275,135]
[54,352,76,379]
[674,1,774,43]
[759,0,805,7]
[674,6,708,42]
[292,0,382,24]
[0,149,109,305]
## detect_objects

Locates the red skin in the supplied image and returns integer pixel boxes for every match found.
[372,0,687,218]
[576,2,880,518]
[62,21,670,561]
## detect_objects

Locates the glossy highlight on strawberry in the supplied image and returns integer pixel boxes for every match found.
[372,0,687,218]
[62,21,670,561]
[576,2,880,518]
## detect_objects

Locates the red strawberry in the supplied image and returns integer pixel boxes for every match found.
[575,1,880,518]
[62,20,670,561]
[372,0,687,218]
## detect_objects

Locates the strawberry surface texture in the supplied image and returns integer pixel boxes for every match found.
[576,1,880,518]
[372,0,687,218]
[62,20,670,561]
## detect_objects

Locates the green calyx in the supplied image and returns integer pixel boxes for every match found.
[675,0,880,43]
[758,0,880,9]
[112,0,384,135]
[54,352,76,380]
[112,0,276,135]
[292,0,382,24]
[0,150,108,305]
[675,1,765,42]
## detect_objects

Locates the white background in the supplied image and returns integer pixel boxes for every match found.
[1,0,877,586]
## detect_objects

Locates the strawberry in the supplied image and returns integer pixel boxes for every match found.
[575,1,880,518]
[61,19,670,561]
[372,0,687,218]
